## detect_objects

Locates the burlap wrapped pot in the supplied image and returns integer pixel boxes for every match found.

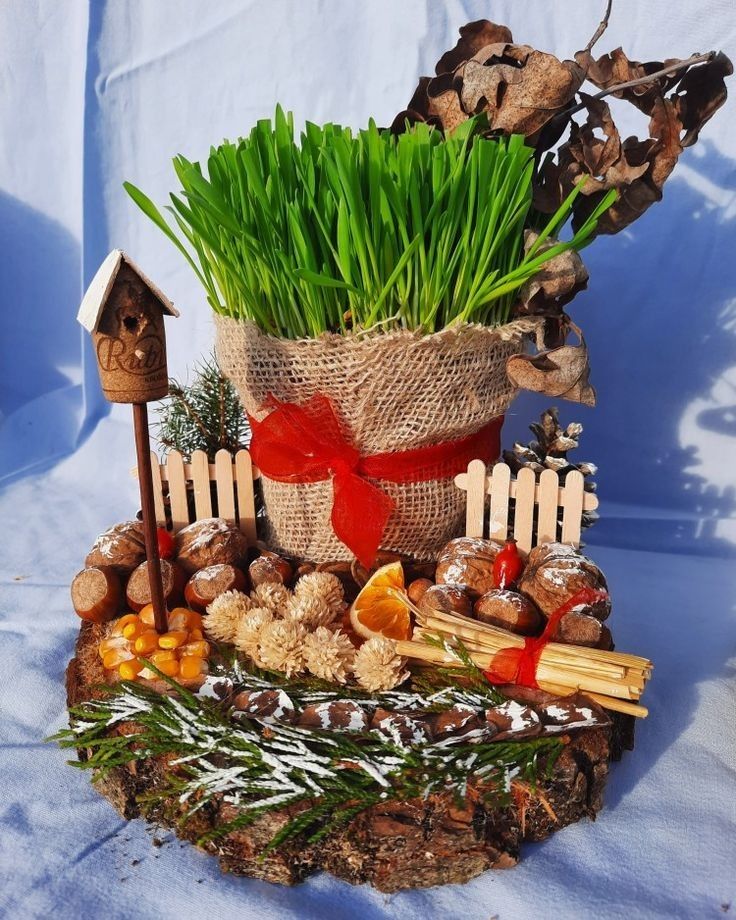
[214,315,541,563]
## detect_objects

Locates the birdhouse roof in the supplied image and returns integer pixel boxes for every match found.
[77,249,179,333]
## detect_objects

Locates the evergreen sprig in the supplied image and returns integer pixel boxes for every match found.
[50,666,562,850]
[155,355,249,460]
[125,108,615,338]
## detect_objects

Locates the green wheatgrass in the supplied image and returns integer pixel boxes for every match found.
[126,108,614,339]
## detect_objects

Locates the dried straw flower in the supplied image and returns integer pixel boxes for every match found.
[204,590,252,643]
[233,606,273,664]
[303,627,355,684]
[293,571,345,618]
[256,619,307,677]
[284,594,335,630]
[250,581,291,615]
[353,637,410,692]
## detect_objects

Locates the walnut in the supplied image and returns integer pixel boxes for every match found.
[174,517,249,575]
[518,542,610,620]
[435,537,502,597]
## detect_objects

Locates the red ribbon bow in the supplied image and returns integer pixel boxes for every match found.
[483,588,610,689]
[248,394,504,568]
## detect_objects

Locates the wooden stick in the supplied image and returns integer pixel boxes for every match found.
[133,403,168,634]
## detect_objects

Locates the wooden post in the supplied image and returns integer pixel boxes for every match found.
[133,403,168,633]
[77,250,179,634]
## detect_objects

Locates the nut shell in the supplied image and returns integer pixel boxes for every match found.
[184,564,248,612]
[518,542,610,621]
[174,517,249,575]
[418,583,473,618]
[435,537,503,597]
[85,521,146,575]
[473,589,542,636]
[407,578,433,606]
[125,559,186,612]
[71,566,122,623]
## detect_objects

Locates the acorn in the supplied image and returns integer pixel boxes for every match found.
[125,559,186,612]
[71,566,122,623]
[184,564,248,612]
[418,583,473,618]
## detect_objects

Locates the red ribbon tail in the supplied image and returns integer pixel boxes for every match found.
[331,470,395,570]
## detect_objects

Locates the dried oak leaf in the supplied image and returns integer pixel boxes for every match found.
[394,21,584,141]
[506,323,596,406]
[538,49,732,233]
[460,44,586,140]
[435,19,514,75]
[517,230,589,320]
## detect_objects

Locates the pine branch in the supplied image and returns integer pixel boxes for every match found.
[51,667,562,850]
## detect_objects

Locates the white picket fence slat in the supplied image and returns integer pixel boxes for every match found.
[136,453,594,554]
[454,461,598,550]
[138,449,260,545]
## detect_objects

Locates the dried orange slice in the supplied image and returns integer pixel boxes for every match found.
[349,561,411,641]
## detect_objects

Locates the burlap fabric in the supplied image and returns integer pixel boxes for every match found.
[214,315,541,562]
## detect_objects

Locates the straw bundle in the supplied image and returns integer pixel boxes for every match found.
[396,604,652,718]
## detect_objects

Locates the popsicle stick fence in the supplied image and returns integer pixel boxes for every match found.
[454,460,598,551]
[135,453,594,554]
[136,449,260,544]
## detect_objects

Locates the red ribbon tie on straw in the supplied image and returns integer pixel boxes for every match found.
[483,587,610,689]
[248,394,504,569]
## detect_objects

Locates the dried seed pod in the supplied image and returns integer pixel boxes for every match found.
[125,559,186,612]
[419,583,473,618]
[435,537,503,598]
[298,700,369,732]
[407,578,434,606]
[485,701,542,741]
[473,589,542,636]
[184,564,248,613]
[232,688,296,724]
[426,706,485,741]
[71,566,122,623]
[518,542,610,620]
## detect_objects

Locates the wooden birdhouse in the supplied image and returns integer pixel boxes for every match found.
[77,250,179,403]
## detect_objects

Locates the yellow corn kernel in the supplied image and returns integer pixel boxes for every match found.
[110,613,140,636]
[154,658,180,677]
[122,620,146,641]
[103,647,133,669]
[179,656,206,680]
[186,611,203,630]
[180,640,210,659]
[158,630,188,650]
[139,604,155,626]
[167,609,190,631]
[118,660,143,680]
[98,636,128,659]
[149,649,177,666]
[134,631,160,655]
[188,627,204,641]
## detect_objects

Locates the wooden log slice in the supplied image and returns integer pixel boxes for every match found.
[65,621,629,892]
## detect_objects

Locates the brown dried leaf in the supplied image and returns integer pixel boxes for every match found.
[517,231,589,318]
[458,43,585,139]
[435,20,513,75]
[506,324,596,406]
[540,48,733,233]
[427,76,470,132]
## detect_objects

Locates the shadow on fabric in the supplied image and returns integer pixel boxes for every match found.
[506,140,736,558]
[0,193,108,488]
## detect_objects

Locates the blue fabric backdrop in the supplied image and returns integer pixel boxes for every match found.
[1,2,735,918]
